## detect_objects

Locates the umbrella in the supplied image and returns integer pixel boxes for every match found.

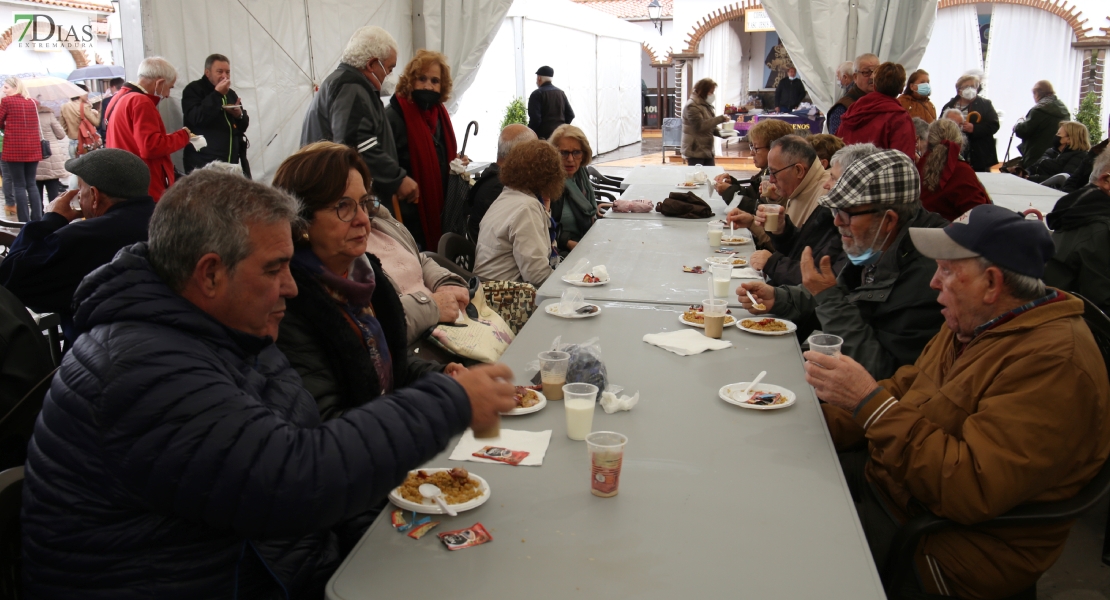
[67,65,124,81]
[21,76,86,102]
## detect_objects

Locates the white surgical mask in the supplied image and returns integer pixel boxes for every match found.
[706,93,716,105]
[960,87,977,101]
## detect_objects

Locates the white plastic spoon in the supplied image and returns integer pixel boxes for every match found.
[741,371,768,396]
[745,290,766,311]
[419,483,457,516]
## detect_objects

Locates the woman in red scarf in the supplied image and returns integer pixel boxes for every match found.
[916,118,990,221]
[385,50,467,251]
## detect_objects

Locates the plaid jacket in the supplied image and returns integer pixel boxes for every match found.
[0,95,43,162]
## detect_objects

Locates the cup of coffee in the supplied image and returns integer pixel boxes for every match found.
[702,298,728,339]
[764,204,782,233]
[587,431,628,498]
[538,351,571,400]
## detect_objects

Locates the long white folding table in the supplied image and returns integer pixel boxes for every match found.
[618,164,726,190]
[326,300,886,600]
[977,172,1065,217]
[603,182,731,221]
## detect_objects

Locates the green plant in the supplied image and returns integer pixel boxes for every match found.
[1075,91,1103,146]
[500,97,527,130]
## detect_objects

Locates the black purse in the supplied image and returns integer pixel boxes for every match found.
[40,138,51,159]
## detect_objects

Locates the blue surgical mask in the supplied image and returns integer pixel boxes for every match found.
[846,213,892,267]
[916,83,931,96]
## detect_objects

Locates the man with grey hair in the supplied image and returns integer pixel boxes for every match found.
[828,53,878,135]
[528,66,575,139]
[465,123,537,242]
[105,56,192,200]
[301,26,419,206]
[807,203,1109,598]
[20,170,517,597]
[835,60,855,93]
[739,149,948,380]
[1045,150,1110,313]
[911,116,929,158]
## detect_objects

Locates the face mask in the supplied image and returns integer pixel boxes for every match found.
[846,213,892,267]
[1053,135,1064,148]
[960,87,977,101]
[915,83,931,96]
[706,93,716,105]
[411,89,442,111]
[379,73,399,96]
[789,75,797,80]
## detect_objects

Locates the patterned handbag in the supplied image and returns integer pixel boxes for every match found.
[481,280,537,335]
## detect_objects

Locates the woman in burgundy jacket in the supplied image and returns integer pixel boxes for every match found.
[836,63,918,160]
[916,118,991,221]
[0,77,44,221]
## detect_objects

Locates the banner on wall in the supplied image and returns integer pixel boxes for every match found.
[744,9,775,32]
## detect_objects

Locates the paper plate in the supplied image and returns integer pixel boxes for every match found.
[389,469,492,514]
[736,317,797,336]
[706,256,748,267]
[545,303,601,319]
[720,236,752,245]
[561,274,610,287]
[675,182,703,189]
[679,312,736,329]
[718,382,797,411]
[503,388,547,416]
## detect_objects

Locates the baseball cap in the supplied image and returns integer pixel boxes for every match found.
[820,149,920,209]
[908,204,1055,279]
[65,149,150,199]
[536,66,554,77]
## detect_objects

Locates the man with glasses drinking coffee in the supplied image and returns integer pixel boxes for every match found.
[737,149,947,380]
[827,53,879,136]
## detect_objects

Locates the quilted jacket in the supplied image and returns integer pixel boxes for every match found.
[21,243,472,598]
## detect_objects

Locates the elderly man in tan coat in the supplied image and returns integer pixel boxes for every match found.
[806,204,1110,599]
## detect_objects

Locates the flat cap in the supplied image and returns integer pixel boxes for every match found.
[65,149,150,199]
[536,66,554,77]
[820,149,920,209]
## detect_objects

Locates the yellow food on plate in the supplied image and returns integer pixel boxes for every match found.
[514,387,541,408]
[398,469,482,504]
[740,318,787,332]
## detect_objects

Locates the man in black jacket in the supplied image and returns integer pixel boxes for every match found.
[775,67,806,113]
[528,66,575,140]
[182,53,249,174]
[0,148,154,344]
[466,123,537,242]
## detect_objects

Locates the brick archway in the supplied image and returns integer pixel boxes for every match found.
[682,1,763,55]
[938,0,1093,41]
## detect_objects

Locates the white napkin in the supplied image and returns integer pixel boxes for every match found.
[189,135,207,151]
[643,329,732,356]
[732,267,763,279]
[600,391,639,414]
[449,428,552,466]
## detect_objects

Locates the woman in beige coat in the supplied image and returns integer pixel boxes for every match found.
[681,78,731,166]
[36,101,69,203]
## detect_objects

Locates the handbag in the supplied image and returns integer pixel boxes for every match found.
[76,100,102,156]
[481,280,537,334]
[37,116,50,158]
[428,282,516,363]
[440,170,471,236]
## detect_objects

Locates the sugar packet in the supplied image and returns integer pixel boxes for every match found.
[438,523,493,551]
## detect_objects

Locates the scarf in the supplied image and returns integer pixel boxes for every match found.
[1046,185,1110,231]
[292,247,394,394]
[559,168,597,234]
[394,95,457,250]
[783,159,827,227]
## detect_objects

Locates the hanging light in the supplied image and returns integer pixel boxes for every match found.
[647,0,663,35]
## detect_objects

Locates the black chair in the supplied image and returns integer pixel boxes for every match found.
[0,466,24,600]
[437,233,476,274]
[1040,173,1069,190]
[0,367,57,472]
[0,219,22,230]
[586,166,624,195]
[423,251,474,281]
[880,292,1110,599]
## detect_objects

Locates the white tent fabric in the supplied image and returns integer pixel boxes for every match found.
[690,21,744,157]
[761,0,937,116]
[138,0,511,181]
[984,3,1084,161]
[917,4,982,103]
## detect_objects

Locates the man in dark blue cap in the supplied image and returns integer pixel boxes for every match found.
[527,65,575,140]
[0,148,154,344]
[804,203,1110,598]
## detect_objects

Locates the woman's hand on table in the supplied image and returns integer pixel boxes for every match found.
[802,351,878,413]
[726,208,755,229]
[444,362,468,377]
[738,281,774,314]
[748,250,772,271]
[454,364,518,430]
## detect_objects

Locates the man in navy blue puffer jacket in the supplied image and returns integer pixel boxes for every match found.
[20,170,517,599]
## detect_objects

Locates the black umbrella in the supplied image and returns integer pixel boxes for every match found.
[67,65,125,81]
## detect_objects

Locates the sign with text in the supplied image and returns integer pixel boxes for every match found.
[744,9,775,32]
[13,11,96,51]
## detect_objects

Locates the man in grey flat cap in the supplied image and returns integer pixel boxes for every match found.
[528,66,575,140]
[0,148,154,344]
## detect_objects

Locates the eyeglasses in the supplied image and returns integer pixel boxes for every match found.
[831,207,883,222]
[332,196,379,222]
[858,69,875,77]
[749,143,769,153]
[559,150,583,159]
[416,75,441,86]
[767,163,799,180]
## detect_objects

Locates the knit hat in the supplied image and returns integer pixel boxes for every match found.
[536,66,554,77]
[65,149,150,199]
[820,149,920,209]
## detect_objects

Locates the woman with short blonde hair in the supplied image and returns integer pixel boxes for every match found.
[1027,120,1091,184]
[549,124,596,253]
[0,75,43,220]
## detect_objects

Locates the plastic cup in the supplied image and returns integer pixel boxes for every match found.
[808,334,844,357]
[586,431,628,498]
[539,351,570,400]
[711,264,732,298]
[707,222,723,247]
[764,204,782,233]
[563,383,598,441]
[702,298,728,339]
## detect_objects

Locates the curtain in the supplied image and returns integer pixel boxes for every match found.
[762,0,937,115]
[985,4,1084,161]
[425,0,514,113]
[691,20,743,155]
[917,4,981,105]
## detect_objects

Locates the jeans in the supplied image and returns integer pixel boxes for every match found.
[37,179,65,204]
[687,157,715,167]
[1,160,12,212]
[5,161,42,222]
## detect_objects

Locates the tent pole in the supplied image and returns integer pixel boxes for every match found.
[513,16,525,99]
[846,1,859,62]
[303,0,316,83]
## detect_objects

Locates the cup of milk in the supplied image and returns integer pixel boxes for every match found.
[563,383,598,441]
[708,222,723,247]
[711,264,732,298]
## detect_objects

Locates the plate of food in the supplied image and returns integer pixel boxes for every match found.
[706,256,749,267]
[562,273,609,287]
[389,467,491,514]
[737,317,797,336]
[675,182,702,189]
[718,382,796,410]
[682,265,707,274]
[504,386,546,416]
[680,305,736,329]
[545,302,601,318]
[720,236,752,245]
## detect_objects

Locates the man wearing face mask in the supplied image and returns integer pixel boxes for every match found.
[737,150,948,380]
[939,71,999,172]
[104,56,192,201]
[828,53,878,136]
[301,26,419,208]
[774,67,806,114]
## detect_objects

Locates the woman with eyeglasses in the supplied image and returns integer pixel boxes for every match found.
[938,71,998,172]
[272,141,466,423]
[548,124,597,253]
[385,50,468,251]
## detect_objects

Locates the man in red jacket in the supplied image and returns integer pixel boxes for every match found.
[836,62,917,160]
[105,56,191,201]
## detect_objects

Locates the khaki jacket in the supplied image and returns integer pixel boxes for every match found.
[681,97,728,160]
[824,292,1110,598]
[474,187,555,286]
[59,99,99,140]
